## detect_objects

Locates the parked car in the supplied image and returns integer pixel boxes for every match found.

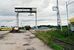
[10,27,20,32]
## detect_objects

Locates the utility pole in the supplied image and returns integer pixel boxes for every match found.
[66,2,69,35]
[66,2,68,25]
[65,1,74,35]
[56,0,62,31]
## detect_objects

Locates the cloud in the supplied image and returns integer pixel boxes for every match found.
[0,0,74,26]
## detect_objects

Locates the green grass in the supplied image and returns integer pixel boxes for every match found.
[35,30,64,50]
[34,27,74,50]
[50,43,63,50]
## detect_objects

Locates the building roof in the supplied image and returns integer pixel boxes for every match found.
[70,17,74,24]
[70,17,74,22]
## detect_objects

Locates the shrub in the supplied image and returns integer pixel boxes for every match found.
[25,26,31,30]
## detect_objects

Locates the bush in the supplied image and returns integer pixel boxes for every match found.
[25,26,31,30]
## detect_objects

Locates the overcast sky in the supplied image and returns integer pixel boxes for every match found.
[0,0,74,27]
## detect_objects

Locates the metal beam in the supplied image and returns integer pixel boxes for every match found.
[15,11,36,13]
[16,12,19,27]
[15,7,38,29]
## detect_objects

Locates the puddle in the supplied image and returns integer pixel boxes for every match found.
[23,43,30,46]
[5,42,16,45]
[24,46,36,50]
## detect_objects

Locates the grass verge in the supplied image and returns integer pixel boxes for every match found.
[34,29,74,50]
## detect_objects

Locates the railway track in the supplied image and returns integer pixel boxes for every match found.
[54,38,74,50]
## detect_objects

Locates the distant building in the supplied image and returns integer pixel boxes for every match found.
[70,17,74,31]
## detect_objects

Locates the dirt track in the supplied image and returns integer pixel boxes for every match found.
[0,31,52,50]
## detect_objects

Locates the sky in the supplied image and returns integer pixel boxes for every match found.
[0,0,74,27]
